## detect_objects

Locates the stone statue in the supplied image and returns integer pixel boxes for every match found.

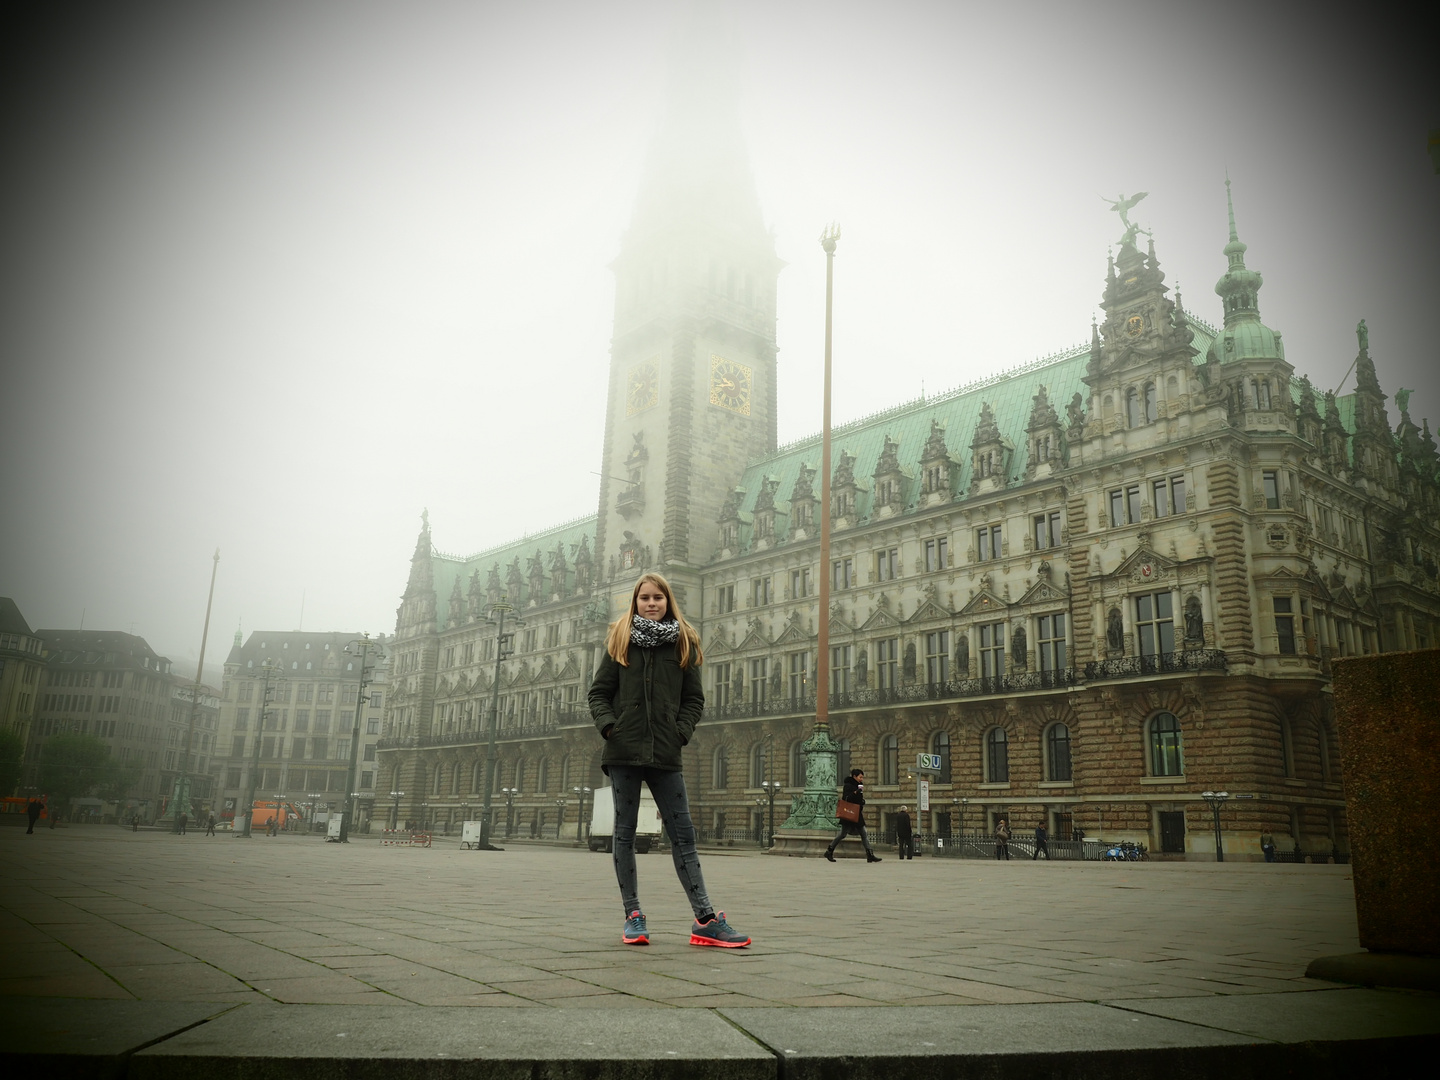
[903,641,917,680]
[731,666,744,701]
[1184,595,1204,642]
[1106,608,1124,652]
[954,633,969,675]
[1396,387,1412,416]
[1011,625,1027,670]
[1356,318,1368,353]
[1067,392,1085,431]
[854,648,868,688]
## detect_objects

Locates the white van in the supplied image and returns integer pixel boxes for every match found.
[588,785,662,853]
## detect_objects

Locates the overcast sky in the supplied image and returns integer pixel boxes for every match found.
[1,1,1434,679]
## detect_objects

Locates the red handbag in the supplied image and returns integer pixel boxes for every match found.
[836,799,861,823]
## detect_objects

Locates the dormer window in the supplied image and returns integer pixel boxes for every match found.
[1252,379,1272,410]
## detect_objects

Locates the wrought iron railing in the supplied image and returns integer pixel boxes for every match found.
[1083,649,1227,682]
[376,717,559,752]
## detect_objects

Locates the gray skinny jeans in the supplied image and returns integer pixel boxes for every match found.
[608,765,714,920]
[827,820,875,855]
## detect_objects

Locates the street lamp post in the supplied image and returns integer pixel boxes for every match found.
[500,788,518,837]
[388,790,404,830]
[1201,791,1230,862]
[338,634,383,844]
[478,595,520,851]
[571,786,591,846]
[239,659,283,839]
[273,793,287,834]
[555,798,566,840]
[761,781,781,848]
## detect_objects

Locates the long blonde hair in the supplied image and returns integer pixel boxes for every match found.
[605,572,703,669]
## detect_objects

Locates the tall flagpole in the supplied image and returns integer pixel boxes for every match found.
[171,549,219,833]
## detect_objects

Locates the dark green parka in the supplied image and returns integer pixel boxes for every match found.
[588,643,704,774]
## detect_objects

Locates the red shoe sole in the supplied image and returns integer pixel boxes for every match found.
[622,935,649,945]
[689,934,750,948]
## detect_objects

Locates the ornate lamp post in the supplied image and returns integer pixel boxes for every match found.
[478,594,520,850]
[239,659,284,839]
[1201,791,1230,862]
[273,793,287,833]
[554,797,567,840]
[501,787,518,837]
[388,789,404,830]
[338,634,383,844]
[761,781,781,847]
[572,787,591,846]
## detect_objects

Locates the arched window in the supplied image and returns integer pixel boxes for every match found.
[1126,388,1141,428]
[930,730,951,783]
[750,742,766,788]
[1045,723,1072,782]
[513,756,526,791]
[790,740,807,787]
[1148,712,1184,776]
[1144,382,1158,423]
[837,738,852,781]
[880,734,899,785]
[985,727,1009,783]
[713,746,729,789]
[1280,720,1295,778]
[432,766,442,795]
[472,761,482,793]
[560,754,571,791]
[1316,722,1332,783]
[451,762,461,795]
[537,758,549,792]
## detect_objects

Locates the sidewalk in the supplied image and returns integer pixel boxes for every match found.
[1,827,1434,1077]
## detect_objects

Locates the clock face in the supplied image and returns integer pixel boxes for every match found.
[709,355,752,415]
[626,360,658,415]
[1126,314,1145,337]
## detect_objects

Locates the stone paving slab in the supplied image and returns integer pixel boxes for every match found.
[0,999,230,1079]
[129,1003,775,1080]
[1109,986,1440,1043]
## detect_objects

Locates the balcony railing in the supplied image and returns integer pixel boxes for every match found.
[1083,649,1227,682]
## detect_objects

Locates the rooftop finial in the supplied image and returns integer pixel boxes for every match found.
[1225,172,1238,243]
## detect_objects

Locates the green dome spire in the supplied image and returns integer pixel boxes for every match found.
[1207,177,1283,364]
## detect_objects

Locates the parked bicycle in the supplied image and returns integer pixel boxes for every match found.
[1103,840,1148,861]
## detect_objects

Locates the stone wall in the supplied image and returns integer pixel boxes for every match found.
[1332,648,1440,955]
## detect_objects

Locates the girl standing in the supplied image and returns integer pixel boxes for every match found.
[588,573,750,948]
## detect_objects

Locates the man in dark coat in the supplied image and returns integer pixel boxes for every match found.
[1033,821,1049,860]
[25,797,42,834]
[895,805,915,860]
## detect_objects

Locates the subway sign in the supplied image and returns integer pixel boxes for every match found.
[916,753,944,773]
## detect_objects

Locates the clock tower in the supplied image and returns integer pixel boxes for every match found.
[593,74,782,613]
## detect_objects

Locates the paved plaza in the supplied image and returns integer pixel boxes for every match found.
[1,826,1435,1077]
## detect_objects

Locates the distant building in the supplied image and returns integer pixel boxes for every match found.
[0,598,46,779]
[27,629,212,820]
[376,99,1440,859]
[213,630,389,828]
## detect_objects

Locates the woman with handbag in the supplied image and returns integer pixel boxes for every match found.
[824,768,882,863]
[589,572,750,948]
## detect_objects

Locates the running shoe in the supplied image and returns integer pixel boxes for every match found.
[689,912,750,948]
[622,910,649,945]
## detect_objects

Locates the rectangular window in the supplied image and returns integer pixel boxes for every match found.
[522,628,537,652]
[787,652,809,699]
[317,685,334,704]
[829,645,852,694]
[363,744,376,762]
[712,662,731,707]
[924,537,949,571]
[979,622,1005,678]
[875,638,899,689]
[1037,614,1067,672]
[876,548,899,581]
[1136,592,1176,657]
[235,707,250,731]
[1275,596,1296,654]
[716,585,735,614]
[292,738,306,758]
[924,631,950,685]
[1263,470,1281,509]
[752,577,773,607]
[1127,484,1142,525]
[1033,512,1062,549]
[311,738,328,760]
[1153,474,1186,517]
[545,624,560,648]
[314,710,330,734]
[832,558,854,590]
[748,658,768,704]
[232,736,246,757]
[293,709,309,732]
[977,526,1001,561]
[367,718,379,735]
[443,646,455,668]
[261,737,275,759]
[790,568,810,599]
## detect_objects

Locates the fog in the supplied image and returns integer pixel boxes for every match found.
[1,1,1434,673]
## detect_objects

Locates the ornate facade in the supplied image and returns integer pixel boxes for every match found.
[377,119,1440,859]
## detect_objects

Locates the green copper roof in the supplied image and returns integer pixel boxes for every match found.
[727,321,1217,552]
[431,514,597,613]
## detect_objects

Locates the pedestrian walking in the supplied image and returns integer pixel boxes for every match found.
[25,797,42,834]
[1032,821,1049,860]
[825,769,883,863]
[178,812,188,836]
[1261,832,1276,863]
[895,805,915,860]
[131,814,139,832]
[994,817,1011,860]
[267,816,277,837]
[205,813,216,836]
[588,572,749,949]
